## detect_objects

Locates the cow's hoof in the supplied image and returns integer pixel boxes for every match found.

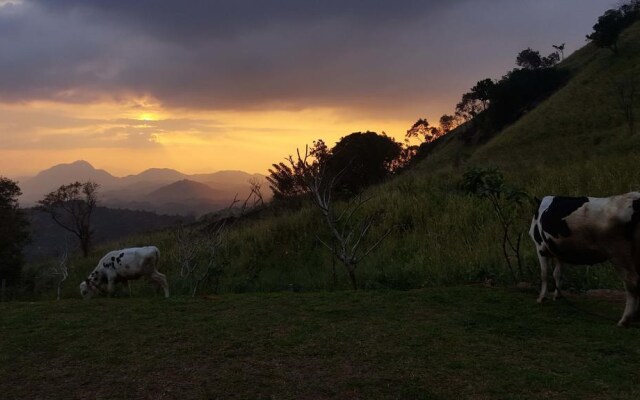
[617,319,630,328]
[536,297,545,304]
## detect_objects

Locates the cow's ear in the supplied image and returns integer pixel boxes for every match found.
[534,196,541,206]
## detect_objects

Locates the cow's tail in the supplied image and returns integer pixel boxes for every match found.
[153,246,160,269]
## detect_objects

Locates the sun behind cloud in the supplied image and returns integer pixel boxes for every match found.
[137,112,159,121]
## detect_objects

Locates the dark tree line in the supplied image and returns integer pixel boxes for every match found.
[0,177,30,289]
[449,47,568,143]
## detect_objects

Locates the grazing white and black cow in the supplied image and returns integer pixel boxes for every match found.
[529,193,640,327]
[80,246,169,299]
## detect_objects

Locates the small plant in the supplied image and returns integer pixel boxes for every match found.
[172,222,226,297]
[460,167,530,284]
[293,146,393,290]
[49,243,72,300]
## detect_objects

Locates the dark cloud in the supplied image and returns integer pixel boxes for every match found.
[0,0,612,117]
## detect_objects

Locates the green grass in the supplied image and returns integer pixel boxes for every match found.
[1,286,639,399]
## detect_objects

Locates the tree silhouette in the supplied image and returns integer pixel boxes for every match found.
[586,4,639,54]
[406,118,440,142]
[438,114,458,134]
[293,147,392,290]
[328,132,403,194]
[516,48,559,70]
[0,177,30,288]
[267,139,329,200]
[37,181,99,257]
[552,43,565,60]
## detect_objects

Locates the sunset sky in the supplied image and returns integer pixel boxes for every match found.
[0,0,612,178]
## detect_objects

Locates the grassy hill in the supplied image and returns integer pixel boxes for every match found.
[2,287,640,399]
[195,21,640,294]
[21,22,640,300]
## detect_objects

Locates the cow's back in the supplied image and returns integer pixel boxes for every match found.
[99,246,160,279]
[532,192,640,265]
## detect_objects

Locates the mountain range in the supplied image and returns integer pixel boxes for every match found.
[18,160,269,216]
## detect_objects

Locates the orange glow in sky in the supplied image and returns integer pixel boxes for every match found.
[0,0,610,178]
[0,97,418,178]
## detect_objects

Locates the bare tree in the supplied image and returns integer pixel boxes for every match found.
[49,246,70,300]
[172,208,232,297]
[247,178,265,209]
[173,223,200,280]
[460,167,531,285]
[293,147,392,290]
[37,181,99,257]
[552,43,565,61]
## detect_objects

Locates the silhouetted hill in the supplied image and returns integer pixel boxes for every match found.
[20,160,120,204]
[121,168,187,184]
[148,179,223,202]
[18,162,269,215]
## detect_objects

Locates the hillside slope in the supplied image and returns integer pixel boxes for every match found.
[205,21,640,293]
[32,22,640,297]
[421,21,640,194]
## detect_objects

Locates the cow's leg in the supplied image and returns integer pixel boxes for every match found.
[552,259,563,301]
[107,277,115,298]
[611,256,639,327]
[150,271,170,298]
[537,253,552,303]
[619,280,638,328]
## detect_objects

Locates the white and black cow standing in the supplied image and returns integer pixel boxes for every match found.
[529,193,640,327]
[80,246,169,299]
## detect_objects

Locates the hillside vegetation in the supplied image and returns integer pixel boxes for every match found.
[23,22,640,299]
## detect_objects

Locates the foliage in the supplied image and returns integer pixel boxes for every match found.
[484,67,569,130]
[328,131,403,194]
[37,181,99,258]
[0,177,30,288]
[453,47,568,141]
[552,43,565,60]
[516,48,560,70]
[267,139,329,200]
[460,167,530,284]
[268,132,404,202]
[406,118,441,142]
[171,222,226,297]
[406,116,460,143]
[587,2,639,54]
[438,114,458,134]
[294,149,393,290]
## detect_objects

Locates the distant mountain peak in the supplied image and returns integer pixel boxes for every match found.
[34,159,114,179]
[147,179,221,202]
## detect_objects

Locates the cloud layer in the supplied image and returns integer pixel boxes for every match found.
[0,0,611,115]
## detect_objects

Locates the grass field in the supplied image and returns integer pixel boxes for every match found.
[2,286,640,399]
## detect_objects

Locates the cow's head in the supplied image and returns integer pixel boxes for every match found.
[79,280,95,299]
[79,271,102,299]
